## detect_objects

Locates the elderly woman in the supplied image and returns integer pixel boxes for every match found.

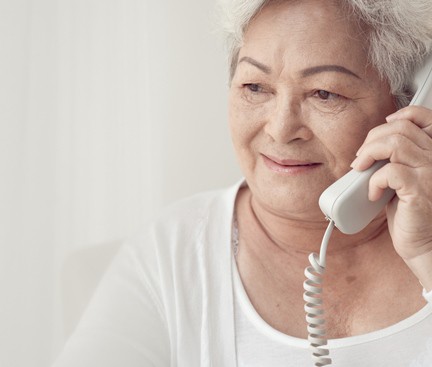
[54,0,432,366]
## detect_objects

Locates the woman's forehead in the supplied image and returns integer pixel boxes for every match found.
[239,0,369,75]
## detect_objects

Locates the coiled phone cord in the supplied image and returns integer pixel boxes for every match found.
[303,220,335,366]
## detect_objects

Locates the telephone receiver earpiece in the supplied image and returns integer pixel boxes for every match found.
[319,53,432,234]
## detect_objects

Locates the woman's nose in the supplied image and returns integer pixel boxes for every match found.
[264,98,313,144]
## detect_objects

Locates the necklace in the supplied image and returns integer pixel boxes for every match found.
[232,213,239,258]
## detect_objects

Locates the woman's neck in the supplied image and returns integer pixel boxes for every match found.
[242,186,390,258]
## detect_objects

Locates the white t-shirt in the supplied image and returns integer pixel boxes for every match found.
[53,181,432,367]
[233,255,432,366]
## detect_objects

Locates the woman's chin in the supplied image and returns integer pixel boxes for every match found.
[250,186,327,223]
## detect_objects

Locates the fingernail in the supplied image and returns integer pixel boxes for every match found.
[385,113,398,122]
[350,156,359,168]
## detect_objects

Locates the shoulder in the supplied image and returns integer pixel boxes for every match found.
[151,181,243,239]
[124,180,243,262]
[102,182,243,329]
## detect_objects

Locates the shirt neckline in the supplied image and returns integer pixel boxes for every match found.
[232,250,432,349]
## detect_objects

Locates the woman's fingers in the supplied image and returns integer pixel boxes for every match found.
[351,132,432,170]
[368,163,417,201]
[353,106,432,171]
[358,117,432,154]
[386,105,432,136]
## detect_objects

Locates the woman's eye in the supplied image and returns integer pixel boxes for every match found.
[239,83,271,104]
[311,89,349,112]
[314,89,341,100]
[244,83,264,93]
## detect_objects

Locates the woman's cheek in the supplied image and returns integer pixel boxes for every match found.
[229,95,269,139]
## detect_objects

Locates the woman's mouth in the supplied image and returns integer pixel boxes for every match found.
[262,154,322,174]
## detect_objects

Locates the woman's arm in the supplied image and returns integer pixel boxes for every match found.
[53,243,171,367]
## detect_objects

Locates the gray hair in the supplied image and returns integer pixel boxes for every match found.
[218,0,432,108]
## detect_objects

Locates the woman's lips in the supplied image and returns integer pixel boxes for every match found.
[262,154,321,174]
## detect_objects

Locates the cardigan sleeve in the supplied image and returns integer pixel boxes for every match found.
[52,241,170,367]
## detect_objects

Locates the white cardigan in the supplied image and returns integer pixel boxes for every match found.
[54,182,240,367]
[53,181,432,366]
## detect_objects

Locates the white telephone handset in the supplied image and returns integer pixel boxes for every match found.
[319,54,432,234]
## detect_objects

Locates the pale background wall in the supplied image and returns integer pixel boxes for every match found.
[0,0,241,366]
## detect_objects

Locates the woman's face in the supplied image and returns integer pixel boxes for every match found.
[228,0,396,220]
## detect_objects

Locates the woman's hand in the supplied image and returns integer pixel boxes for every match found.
[351,106,432,291]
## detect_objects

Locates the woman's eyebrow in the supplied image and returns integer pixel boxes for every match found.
[238,56,272,74]
[300,65,361,79]
[238,57,361,80]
